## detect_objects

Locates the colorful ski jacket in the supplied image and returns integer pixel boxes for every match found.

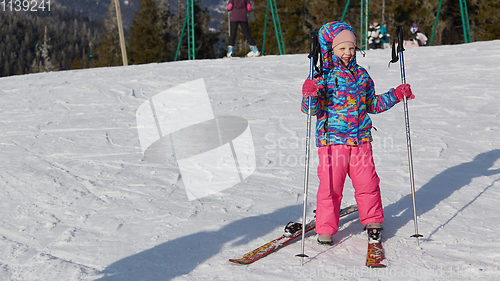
[301,56,399,147]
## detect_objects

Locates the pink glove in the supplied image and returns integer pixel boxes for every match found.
[394,84,415,102]
[247,3,252,11]
[227,3,233,10]
[302,79,318,97]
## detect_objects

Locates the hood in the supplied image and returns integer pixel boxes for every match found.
[318,21,357,70]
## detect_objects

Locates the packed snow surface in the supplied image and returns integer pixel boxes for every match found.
[1,40,500,280]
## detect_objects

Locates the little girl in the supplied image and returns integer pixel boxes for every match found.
[301,21,414,245]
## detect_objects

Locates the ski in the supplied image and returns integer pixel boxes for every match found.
[222,56,261,60]
[229,204,358,265]
[365,240,387,268]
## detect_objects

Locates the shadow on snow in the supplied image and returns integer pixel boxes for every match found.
[382,149,500,241]
[97,149,500,280]
[96,204,302,280]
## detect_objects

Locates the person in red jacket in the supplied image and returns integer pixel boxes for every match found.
[227,0,260,58]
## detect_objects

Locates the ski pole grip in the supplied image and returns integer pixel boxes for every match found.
[308,31,318,59]
[308,30,319,79]
[396,25,405,53]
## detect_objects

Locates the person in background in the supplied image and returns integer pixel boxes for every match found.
[380,21,390,49]
[411,24,428,46]
[368,21,383,50]
[227,0,260,58]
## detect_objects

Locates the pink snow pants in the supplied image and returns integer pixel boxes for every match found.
[315,142,384,235]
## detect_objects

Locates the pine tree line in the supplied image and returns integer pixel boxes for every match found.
[1,0,500,78]
[0,4,100,77]
[94,0,219,66]
[244,0,500,56]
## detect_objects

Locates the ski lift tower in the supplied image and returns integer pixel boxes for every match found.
[175,0,196,61]
[359,0,369,50]
[261,0,370,54]
[340,0,369,51]
[261,0,286,55]
[430,0,472,45]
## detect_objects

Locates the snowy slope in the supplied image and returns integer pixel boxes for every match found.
[1,40,500,280]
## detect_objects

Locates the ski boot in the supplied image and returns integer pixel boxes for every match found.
[316,234,333,246]
[226,46,234,58]
[246,46,260,57]
[366,223,383,244]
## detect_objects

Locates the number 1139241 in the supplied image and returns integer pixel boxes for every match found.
[1,0,51,12]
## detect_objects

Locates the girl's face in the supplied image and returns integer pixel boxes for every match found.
[333,41,355,66]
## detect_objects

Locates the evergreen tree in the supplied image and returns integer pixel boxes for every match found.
[249,0,310,56]
[128,0,172,64]
[0,5,101,77]
[175,0,220,60]
[40,26,57,72]
[95,0,123,67]
[2,0,500,79]
[31,53,43,74]
[305,0,355,30]
[471,0,500,41]
[278,0,310,54]
[193,0,220,59]
[382,0,481,45]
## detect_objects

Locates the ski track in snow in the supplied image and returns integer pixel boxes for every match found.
[1,41,500,280]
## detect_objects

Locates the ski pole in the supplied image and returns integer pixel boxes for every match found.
[393,26,423,246]
[296,30,318,265]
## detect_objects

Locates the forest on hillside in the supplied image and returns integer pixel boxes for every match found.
[242,0,500,56]
[1,0,499,78]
